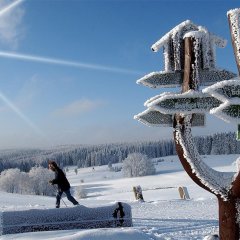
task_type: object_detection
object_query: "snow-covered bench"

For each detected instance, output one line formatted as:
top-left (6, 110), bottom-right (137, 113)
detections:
top-left (0, 202), bottom-right (132, 235)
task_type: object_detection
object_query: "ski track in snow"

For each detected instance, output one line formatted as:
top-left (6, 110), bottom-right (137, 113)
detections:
top-left (132, 199), bottom-right (218, 239)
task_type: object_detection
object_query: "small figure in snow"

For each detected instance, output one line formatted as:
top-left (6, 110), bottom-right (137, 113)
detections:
top-left (48, 160), bottom-right (79, 208)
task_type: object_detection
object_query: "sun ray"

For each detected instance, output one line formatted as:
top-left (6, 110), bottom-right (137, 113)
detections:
top-left (0, 0), bottom-right (25, 16)
top-left (0, 91), bottom-right (44, 137)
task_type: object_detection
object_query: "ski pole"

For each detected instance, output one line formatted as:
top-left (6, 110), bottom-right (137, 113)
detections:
top-left (52, 185), bottom-right (68, 207)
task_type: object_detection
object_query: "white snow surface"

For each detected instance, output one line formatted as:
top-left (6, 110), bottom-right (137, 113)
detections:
top-left (0, 154), bottom-right (239, 240)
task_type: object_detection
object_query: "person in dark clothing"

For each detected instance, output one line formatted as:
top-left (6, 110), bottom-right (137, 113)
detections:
top-left (48, 160), bottom-right (79, 208)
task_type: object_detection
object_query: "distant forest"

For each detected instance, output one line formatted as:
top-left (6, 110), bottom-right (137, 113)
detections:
top-left (0, 132), bottom-right (240, 173)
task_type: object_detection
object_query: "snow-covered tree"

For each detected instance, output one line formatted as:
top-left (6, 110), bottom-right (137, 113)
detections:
top-left (0, 168), bottom-right (22, 193)
top-left (122, 153), bottom-right (156, 177)
top-left (17, 171), bottom-right (31, 194)
top-left (28, 166), bottom-right (54, 196)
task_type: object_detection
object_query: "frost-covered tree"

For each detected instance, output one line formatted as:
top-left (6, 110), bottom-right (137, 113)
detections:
top-left (0, 168), bottom-right (32, 194)
top-left (0, 168), bottom-right (22, 193)
top-left (18, 172), bottom-right (31, 194)
top-left (28, 166), bottom-right (54, 196)
top-left (122, 153), bottom-right (156, 177)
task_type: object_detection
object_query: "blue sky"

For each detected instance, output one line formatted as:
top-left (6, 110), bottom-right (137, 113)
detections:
top-left (0, 0), bottom-right (239, 149)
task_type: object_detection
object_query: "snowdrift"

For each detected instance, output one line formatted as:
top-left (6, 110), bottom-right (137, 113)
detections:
top-left (0, 202), bottom-right (132, 235)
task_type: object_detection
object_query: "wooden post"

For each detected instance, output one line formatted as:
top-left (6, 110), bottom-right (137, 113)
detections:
top-left (178, 186), bottom-right (190, 200)
top-left (182, 37), bottom-right (195, 93)
top-left (133, 185), bottom-right (144, 201)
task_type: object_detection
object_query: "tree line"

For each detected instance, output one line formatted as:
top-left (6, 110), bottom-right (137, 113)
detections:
top-left (0, 132), bottom-right (240, 172)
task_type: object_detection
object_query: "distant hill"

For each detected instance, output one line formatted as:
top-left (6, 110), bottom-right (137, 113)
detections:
top-left (0, 132), bottom-right (239, 172)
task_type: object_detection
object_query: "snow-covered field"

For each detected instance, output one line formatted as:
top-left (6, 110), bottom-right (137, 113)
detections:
top-left (0, 154), bottom-right (238, 240)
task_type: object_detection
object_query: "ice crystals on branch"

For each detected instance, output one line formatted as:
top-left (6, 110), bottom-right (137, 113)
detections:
top-left (175, 116), bottom-right (235, 200)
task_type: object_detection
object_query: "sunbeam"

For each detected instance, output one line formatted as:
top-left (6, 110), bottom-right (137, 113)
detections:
top-left (0, 51), bottom-right (142, 75)
top-left (0, 91), bottom-right (44, 137)
top-left (0, 0), bottom-right (25, 16)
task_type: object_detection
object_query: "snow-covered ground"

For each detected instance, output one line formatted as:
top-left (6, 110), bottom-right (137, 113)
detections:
top-left (0, 154), bottom-right (238, 240)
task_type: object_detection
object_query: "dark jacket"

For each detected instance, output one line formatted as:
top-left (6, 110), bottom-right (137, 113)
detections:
top-left (51, 167), bottom-right (70, 191)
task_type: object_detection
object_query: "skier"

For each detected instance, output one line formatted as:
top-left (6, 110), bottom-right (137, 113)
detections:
top-left (48, 160), bottom-right (79, 208)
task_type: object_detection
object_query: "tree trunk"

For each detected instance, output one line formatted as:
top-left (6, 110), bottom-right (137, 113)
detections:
top-left (218, 197), bottom-right (240, 239)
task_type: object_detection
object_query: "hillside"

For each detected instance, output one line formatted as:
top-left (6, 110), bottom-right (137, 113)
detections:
top-left (0, 154), bottom-right (238, 239)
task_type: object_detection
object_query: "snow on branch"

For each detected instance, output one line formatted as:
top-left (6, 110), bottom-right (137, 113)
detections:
top-left (175, 116), bottom-right (235, 200)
